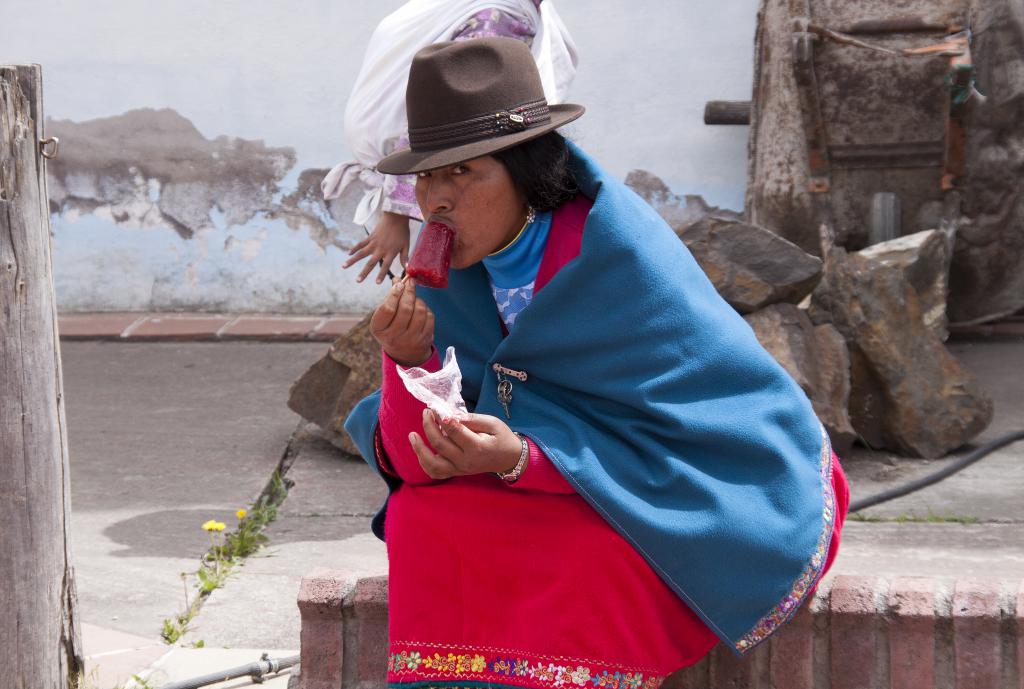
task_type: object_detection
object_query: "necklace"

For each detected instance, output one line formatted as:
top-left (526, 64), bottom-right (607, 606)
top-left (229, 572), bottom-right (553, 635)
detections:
top-left (488, 207), bottom-right (536, 257)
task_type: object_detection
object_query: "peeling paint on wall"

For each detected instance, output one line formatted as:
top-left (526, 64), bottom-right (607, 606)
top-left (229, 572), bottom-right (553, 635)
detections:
top-left (47, 108), bottom-right (296, 238)
top-left (45, 107), bottom-right (377, 256)
top-left (267, 167), bottom-right (353, 255)
top-left (224, 228), bottom-right (269, 262)
top-left (4, 0), bottom-right (759, 313)
top-left (43, 107), bottom-right (395, 313)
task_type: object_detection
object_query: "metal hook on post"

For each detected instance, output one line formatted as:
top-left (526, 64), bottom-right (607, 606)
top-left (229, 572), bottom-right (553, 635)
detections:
top-left (39, 136), bottom-right (59, 159)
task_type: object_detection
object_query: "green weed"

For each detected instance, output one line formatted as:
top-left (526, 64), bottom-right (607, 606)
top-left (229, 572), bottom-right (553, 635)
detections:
top-left (159, 469), bottom-right (293, 644)
top-left (160, 612), bottom-right (192, 645)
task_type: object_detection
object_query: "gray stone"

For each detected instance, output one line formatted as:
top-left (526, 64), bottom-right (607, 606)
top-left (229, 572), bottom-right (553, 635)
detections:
top-left (626, 169), bottom-right (823, 313)
top-left (810, 249), bottom-right (993, 458)
top-left (624, 169), bottom-right (741, 230)
top-left (812, 322), bottom-right (857, 455)
top-left (844, 338), bottom-right (1024, 519)
top-left (287, 313), bottom-right (379, 456)
top-left (847, 346), bottom-right (886, 451)
top-left (679, 216), bottom-right (823, 314)
top-left (744, 304), bottom-right (855, 454)
top-left (857, 227), bottom-right (956, 340)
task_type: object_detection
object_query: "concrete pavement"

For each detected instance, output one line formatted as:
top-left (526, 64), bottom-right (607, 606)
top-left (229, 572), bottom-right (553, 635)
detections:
top-left (63, 341), bottom-right (327, 687)
top-left (60, 334), bottom-right (1023, 688)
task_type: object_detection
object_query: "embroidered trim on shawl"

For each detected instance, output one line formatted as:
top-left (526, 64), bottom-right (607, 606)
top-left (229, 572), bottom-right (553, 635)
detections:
top-left (733, 424), bottom-right (836, 653)
top-left (388, 642), bottom-right (666, 689)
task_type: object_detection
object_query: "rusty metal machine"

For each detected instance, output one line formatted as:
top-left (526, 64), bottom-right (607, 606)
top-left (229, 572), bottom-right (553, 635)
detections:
top-left (708, 0), bottom-right (1024, 325)
top-left (709, 0), bottom-right (981, 253)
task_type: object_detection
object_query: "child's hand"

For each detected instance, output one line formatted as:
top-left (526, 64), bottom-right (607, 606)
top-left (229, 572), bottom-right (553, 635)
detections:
top-left (344, 211), bottom-right (412, 284)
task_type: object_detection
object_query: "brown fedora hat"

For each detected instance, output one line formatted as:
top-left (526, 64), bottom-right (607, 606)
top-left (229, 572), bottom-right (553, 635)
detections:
top-left (376, 37), bottom-right (584, 175)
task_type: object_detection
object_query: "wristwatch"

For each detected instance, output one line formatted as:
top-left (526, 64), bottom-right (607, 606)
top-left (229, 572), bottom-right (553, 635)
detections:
top-left (494, 432), bottom-right (530, 484)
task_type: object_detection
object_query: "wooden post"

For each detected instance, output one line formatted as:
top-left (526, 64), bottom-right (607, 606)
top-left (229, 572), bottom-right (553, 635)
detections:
top-left (1, 64), bottom-right (83, 689)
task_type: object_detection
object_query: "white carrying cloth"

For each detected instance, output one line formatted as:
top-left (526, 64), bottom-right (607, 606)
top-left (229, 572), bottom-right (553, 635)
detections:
top-left (321, 0), bottom-right (578, 226)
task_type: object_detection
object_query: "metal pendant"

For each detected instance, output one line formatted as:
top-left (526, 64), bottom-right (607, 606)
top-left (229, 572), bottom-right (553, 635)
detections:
top-left (496, 378), bottom-right (513, 419)
top-left (492, 363), bottom-right (528, 419)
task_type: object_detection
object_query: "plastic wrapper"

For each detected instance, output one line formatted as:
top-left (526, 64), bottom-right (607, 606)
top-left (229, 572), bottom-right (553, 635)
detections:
top-left (396, 346), bottom-right (468, 422)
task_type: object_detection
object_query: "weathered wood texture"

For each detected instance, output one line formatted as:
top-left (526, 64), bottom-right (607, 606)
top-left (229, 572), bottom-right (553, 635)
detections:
top-left (1, 64), bottom-right (83, 688)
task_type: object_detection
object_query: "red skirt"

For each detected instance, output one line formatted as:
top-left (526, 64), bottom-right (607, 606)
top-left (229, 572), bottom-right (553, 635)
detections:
top-left (383, 453), bottom-right (849, 689)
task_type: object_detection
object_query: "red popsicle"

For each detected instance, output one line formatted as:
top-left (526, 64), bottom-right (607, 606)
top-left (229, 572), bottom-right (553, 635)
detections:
top-left (407, 220), bottom-right (455, 288)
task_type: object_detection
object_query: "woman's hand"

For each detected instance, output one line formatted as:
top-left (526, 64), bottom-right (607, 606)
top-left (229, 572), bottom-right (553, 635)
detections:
top-left (410, 411), bottom-right (523, 480)
top-left (370, 276), bottom-right (434, 367)
top-left (344, 211), bottom-right (411, 284)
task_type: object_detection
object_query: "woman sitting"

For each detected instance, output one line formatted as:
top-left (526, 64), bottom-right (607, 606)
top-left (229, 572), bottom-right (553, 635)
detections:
top-left (346, 36), bottom-right (849, 688)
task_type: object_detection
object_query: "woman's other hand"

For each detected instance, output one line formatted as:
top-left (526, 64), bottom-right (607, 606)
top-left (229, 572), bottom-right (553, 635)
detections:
top-left (410, 411), bottom-right (523, 479)
top-left (344, 211), bottom-right (411, 284)
top-left (370, 276), bottom-right (434, 367)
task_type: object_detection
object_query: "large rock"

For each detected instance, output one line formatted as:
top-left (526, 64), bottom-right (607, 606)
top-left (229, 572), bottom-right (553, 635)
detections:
top-left (744, 304), bottom-right (855, 454)
top-left (810, 249), bottom-right (993, 458)
top-left (288, 313), bottom-right (380, 455)
top-left (678, 216), bottom-right (823, 313)
top-left (947, 0), bottom-right (1024, 324)
top-left (857, 227), bottom-right (956, 340)
top-left (812, 322), bottom-right (858, 455)
top-left (626, 169), bottom-right (823, 314)
top-left (846, 347), bottom-right (886, 451)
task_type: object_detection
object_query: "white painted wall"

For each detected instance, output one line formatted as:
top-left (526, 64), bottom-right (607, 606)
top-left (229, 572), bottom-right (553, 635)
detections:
top-left (1, 0), bottom-right (757, 313)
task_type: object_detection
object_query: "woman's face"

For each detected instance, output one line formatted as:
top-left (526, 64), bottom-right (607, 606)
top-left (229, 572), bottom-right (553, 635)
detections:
top-left (415, 155), bottom-right (527, 269)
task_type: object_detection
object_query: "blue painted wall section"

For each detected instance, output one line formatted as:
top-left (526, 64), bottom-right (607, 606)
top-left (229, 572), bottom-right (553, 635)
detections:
top-left (2, 0), bottom-right (758, 312)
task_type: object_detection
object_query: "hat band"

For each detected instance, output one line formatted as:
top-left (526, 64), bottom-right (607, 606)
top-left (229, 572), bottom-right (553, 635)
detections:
top-left (408, 98), bottom-right (551, 152)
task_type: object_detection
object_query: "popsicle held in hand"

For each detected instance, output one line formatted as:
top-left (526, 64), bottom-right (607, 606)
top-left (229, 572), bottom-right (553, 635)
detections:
top-left (407, 220), bottom-right (456, 288)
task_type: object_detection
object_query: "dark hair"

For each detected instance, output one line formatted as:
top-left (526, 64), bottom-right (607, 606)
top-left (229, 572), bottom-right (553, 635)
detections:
top-left (493, 131), bottom-right (578, 212)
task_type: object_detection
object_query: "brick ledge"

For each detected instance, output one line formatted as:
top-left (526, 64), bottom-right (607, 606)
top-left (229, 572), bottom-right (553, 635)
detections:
top-left (295, 571), bottom-right (1024, 689)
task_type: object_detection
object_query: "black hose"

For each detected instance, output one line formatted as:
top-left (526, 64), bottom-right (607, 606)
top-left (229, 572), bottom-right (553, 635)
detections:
top-left (155, 652), bottom-right (299, 689)
top-left (849, 429), bottom-right (1024, 512)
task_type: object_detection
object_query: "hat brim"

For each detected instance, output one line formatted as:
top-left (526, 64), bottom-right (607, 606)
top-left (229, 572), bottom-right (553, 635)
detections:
top-left (376, 103), bottom-right (585, 175)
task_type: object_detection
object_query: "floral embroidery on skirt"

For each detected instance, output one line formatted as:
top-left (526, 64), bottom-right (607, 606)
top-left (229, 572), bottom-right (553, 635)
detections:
top-left (388, 642), bottom-right (666, 689)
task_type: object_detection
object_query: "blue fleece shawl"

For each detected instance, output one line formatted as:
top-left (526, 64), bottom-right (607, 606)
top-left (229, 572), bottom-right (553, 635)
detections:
top-left (346, 143), bottom-right (836, 654)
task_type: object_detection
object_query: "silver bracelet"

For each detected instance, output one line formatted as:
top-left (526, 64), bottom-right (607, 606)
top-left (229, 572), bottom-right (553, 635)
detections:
top-left (495, 432), bottom-right (529, 484)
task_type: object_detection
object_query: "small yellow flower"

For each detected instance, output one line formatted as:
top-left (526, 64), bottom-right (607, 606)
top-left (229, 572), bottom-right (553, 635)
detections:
top-left (212, 521), bottom-right (226, 532)
top-left (236, 508), bottom-right (248, 520)
top-left (202, 519), bottom-right (217, 532)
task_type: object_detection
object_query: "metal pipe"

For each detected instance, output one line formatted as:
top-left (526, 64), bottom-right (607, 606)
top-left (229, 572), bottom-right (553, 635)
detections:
top-left (155, 652), bottom-right (299, 689)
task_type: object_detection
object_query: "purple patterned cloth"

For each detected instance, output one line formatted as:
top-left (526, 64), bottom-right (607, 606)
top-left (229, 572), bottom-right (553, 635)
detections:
top-left (381, 2), bottom-right (543, 220)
